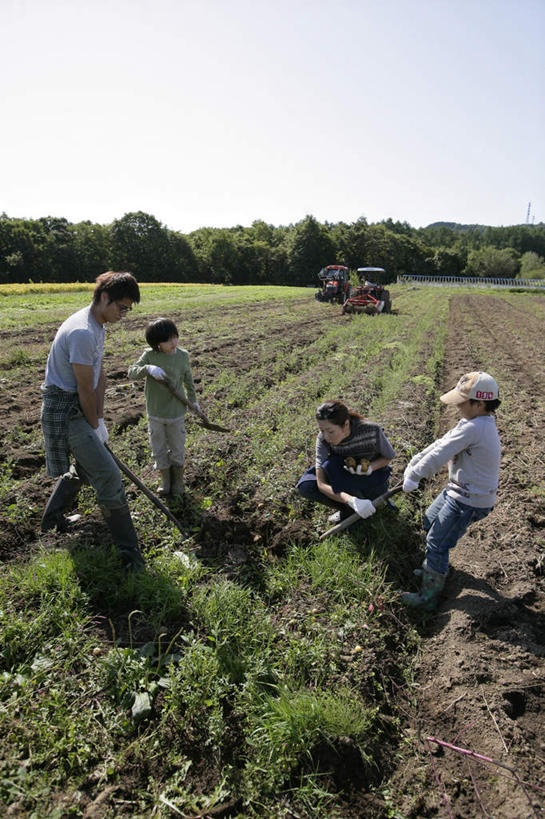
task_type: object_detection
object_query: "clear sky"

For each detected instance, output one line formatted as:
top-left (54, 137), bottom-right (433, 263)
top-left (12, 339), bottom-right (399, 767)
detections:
top-left (2, 0), bottom-right (544, 233)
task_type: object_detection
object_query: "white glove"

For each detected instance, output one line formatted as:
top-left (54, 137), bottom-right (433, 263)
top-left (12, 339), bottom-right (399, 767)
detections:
top-left (193, 402), bottom-right (201, 412)
top-left (94, 418), bottom-right (109, 444)
top-left (347, 497), bottom-right (376, 519)
top-left (403, 476), bottom-right (420, 492)
top-left (344, 463), bottom-right (373, 476)
top-left (147, 365), bottom-right (166, 380)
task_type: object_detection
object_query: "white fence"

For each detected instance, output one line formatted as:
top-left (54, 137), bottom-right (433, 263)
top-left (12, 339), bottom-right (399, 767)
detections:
top-left (397, 274), bottom-right (545, 289)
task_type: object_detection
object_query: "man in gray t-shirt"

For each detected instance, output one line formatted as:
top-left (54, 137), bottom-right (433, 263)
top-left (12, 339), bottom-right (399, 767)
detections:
top-left (44, 305), bottom-right (105, 393)
top-left (40, 271), bottom-right (144, 571)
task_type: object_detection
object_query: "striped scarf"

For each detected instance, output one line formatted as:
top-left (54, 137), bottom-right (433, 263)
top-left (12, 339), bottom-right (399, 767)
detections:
top-left (322, 418), bottom-right (382, 461)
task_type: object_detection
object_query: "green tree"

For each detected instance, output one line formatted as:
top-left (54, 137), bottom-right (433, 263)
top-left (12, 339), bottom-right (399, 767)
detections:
top-left (1, 217), bottom-right (47, 282)
top-left (432, 248), bottom-right (466, 277)
top-left (330, 218), bottom-right (368, 269)
top-left (72, 221), bottom-right (111, 280)
top-left (519, 251), bottom-right (545, 279)
top-left (167, 230), bottom-right (198, 282)
top-left (464, 246), bottom-right (518, 278)
top-left (110, 211), bottom-right (171, 280)
top-left (286, 215), bottom-right (335, 286)
top-left (189, 227), bottom-right (239, 283)
top-left (37, 217), bottom-right (76, 282)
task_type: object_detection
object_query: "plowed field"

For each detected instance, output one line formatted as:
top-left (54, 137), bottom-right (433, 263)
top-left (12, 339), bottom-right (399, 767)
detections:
top-left (1, 284), bottom-right (543, 818)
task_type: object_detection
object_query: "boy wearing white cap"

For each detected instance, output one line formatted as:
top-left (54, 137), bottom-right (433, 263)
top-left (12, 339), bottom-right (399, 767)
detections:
top-left (401, 371), bottom-right (501, 611)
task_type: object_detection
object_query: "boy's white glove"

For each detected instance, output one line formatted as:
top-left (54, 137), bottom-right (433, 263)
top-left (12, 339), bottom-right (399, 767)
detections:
top-left (147, 365), bottom-right (166, 380)
top-left (94, 418), bottom-right (109, 443)
top-left (347, 497), bottom-right (376, 519)
top-left (344, 463), bottom-right (373, 476)
top-left (403, 476), bottom-right (420, 492)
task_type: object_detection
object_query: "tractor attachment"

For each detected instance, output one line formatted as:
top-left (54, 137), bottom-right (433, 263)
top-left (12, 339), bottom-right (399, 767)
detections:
top-left (342, 267), bottom-right (392, 315)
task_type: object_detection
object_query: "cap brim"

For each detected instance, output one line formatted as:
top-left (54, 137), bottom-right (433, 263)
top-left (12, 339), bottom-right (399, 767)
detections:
top-left (440, 388), bottom-right (465, 405)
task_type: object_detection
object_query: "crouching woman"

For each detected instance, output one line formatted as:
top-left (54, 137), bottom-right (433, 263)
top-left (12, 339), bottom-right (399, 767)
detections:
top-left (296, 400), bottom-right (395, 523)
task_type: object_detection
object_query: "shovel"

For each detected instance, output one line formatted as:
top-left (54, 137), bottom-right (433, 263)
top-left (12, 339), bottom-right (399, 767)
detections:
top-left (105, 443), bottom-right (186, 536)
top-left (319, 482), bottom-right (404, 540)
top-left (160, 376), bottom-right (230, 433)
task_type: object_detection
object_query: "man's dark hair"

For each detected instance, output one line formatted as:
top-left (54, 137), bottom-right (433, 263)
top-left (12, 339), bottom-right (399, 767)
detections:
top-left (92, 271), bottom-right (140, 305)
top-left (145, 318), bottom-right (179, 350)
top-left (469, 397), bottom-right (501, 412)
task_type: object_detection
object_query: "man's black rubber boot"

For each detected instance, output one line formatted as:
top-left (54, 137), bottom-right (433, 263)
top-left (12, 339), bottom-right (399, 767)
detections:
top-left (100, 504), bottom-right (145, 572)
top-left (41, 468), bottom-right (82, 533)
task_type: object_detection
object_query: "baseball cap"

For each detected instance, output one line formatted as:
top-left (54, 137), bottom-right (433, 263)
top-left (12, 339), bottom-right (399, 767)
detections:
top-left (440, 371), bottom-right (499, 405)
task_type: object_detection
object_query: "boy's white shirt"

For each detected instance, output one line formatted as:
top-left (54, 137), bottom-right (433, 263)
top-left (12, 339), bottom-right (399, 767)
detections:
top-left (406, 415), bottom-right (501, 508)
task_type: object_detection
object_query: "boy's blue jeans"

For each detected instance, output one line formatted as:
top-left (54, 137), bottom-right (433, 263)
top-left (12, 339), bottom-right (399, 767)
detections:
top-left (424, 489), bottom-right (492, 575)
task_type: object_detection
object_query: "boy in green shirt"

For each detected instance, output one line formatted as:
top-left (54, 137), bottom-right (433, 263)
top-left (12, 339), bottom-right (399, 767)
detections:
top-left (128, 318), bottom-right (198, 497)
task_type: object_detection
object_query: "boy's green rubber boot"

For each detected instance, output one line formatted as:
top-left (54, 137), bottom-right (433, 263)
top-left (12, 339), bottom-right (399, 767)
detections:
top-left (170, 466), bottom-right (185, 498)
top-left (401, 565), bottom-right (446, 612)
top-left (157, 469), bottom-right (171, 496)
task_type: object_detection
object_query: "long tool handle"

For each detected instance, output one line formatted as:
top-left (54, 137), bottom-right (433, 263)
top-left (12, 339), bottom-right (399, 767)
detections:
top-left (105, 444), bottom-right (185, 536)
top-left (161, 377), bottom-right (230, 433)
top-left (319, 482), bottom-right (404, 541)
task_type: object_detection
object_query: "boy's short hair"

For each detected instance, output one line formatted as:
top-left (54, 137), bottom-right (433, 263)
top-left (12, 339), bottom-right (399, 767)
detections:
top-left (469, 397), bottom-right (501, 412)
top-left (145, 318), bottom-right (179, 349)
top-left (93, 271), bottom-right (140, 305)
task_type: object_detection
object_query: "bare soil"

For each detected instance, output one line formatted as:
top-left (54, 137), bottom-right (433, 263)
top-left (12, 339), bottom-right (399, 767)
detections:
top-left (1, 293), bottom-right (544, 817)
top-left (389, 294), bottom-right (545, 818)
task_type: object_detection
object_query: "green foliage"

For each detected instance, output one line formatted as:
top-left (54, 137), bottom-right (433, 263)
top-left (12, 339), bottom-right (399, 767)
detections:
top-left (287, 215), bottom-right (336, 285)
top-left (464, 245), bottom-right (519, 278)
top-left (242, 686), bottom-right (378, 799)
top-left (2, 208), bottom-right (545, 287)
top-left (519, 250), bottom-right (545, 279)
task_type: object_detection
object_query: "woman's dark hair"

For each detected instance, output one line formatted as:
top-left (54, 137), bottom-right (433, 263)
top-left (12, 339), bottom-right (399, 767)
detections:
top-left (92, 271), bottom-right (140, 304)
top-left (315, 400), bottom-right (363, 426)
top-left (469, 397), bottom-right (501, 412)
top-left (145, 318), bottom-right (179, 350)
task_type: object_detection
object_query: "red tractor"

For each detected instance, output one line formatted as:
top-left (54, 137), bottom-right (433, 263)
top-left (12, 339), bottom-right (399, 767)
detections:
top-left (315, 265), bottom-right (351, 304)
top-left (342, 267), bottom-right (392, 315)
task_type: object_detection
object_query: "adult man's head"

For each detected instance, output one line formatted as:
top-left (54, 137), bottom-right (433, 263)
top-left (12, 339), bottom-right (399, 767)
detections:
top-left (92, 271), bottom-right (140, 324)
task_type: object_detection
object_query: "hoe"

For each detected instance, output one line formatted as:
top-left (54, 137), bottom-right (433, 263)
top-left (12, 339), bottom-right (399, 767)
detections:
top-left (103, 379), bottom-right (229, 536)
top-left (319, 482), bottom-right (403, 540)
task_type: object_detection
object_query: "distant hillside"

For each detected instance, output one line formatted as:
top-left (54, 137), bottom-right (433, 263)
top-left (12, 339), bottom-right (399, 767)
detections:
top-left (425, 222), bottom-right (487, 232)
top-left (425, 221), bottom-right (543, 231)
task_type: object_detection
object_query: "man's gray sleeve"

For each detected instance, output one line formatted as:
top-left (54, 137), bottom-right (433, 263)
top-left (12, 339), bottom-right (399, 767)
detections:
top-left (68, 329), bottom-right (97, 367)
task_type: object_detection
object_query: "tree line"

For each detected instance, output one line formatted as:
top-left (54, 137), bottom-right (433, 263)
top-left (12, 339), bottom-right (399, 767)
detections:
top-left (1, 211), bottom-right (544, 286)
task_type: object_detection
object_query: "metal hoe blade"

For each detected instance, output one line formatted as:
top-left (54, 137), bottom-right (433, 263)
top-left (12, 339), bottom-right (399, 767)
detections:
top-left (161, 376), bottom-right (230, 432)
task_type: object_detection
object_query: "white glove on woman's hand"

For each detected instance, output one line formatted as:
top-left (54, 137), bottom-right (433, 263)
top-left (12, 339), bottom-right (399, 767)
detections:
top-left (94, 418), bottom-right (109, 443)
top-left (403, 476), bottom-right (420, 492)
top-left (347, 497), bottom-right (376, 518)
top-left (147, 365), bottom-right (166, 380)
top-left (344, 463), bottom-right (373, 476)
